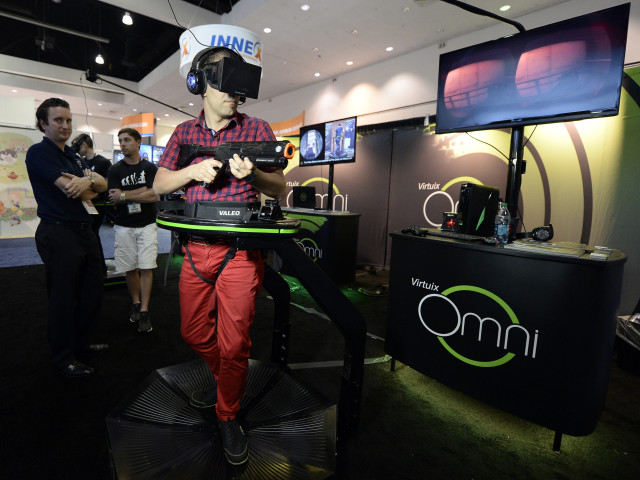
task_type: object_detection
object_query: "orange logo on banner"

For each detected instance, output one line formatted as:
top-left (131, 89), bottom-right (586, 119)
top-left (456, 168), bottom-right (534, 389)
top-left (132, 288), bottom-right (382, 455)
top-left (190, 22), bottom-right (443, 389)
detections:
top-left (121, 113), bottom-right (154, 136)
top-left (270, 111), bottom-right (305, 137)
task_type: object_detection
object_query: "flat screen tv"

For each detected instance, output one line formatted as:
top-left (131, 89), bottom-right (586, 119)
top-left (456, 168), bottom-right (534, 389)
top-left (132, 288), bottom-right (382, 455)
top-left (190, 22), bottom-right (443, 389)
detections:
top-left (299, 116), bottom-right (357, 166)
top-left (152, 145), bottom-right (165, 163)
top-left (435, 3), bottom-right (630, 134)
top-left (139, 144), bottom-right (152, 162)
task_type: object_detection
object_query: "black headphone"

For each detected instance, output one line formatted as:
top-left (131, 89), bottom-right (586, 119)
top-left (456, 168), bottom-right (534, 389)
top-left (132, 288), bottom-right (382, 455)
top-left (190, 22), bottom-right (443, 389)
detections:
top-left (186, 46), bottom-right (244, 96)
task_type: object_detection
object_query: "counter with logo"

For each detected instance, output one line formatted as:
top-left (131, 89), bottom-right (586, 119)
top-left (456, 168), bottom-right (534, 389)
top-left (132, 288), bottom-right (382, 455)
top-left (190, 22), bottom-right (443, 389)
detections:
top-left (281, 208), bottom-right (360, 285)
top-left (385, 231), bottom-right (626, 441)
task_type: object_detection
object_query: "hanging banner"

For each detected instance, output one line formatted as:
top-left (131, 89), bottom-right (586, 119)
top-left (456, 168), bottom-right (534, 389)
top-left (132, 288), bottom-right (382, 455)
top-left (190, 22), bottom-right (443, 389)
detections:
top-left (121, 113), bottom-right (154, 136)
top-left (179, 25), bottom-right (262, 78)
top-left (271, 111), bottom-right (305, 137)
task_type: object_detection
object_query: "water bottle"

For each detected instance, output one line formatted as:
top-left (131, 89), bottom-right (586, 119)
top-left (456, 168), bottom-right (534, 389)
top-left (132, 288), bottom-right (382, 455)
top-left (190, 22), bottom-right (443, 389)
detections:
top-left (494, 202), bottom-right (511, 244)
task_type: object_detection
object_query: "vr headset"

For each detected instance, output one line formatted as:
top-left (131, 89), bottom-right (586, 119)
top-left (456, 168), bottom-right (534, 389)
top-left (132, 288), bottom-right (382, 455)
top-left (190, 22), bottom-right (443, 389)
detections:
top-left (71, 133), bottom-right (90, 154)
top-left (186, 47), bottom-right (261, 100)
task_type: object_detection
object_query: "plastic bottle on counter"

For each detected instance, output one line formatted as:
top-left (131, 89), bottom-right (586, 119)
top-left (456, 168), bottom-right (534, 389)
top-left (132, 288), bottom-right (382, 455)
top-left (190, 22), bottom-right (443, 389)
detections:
top-left (494, 202), bottom-right (511, 244)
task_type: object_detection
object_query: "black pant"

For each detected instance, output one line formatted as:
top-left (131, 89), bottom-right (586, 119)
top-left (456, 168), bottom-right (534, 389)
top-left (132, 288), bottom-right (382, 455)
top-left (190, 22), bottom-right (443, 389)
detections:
top-left (90, 206), bottom-right (107, 274)
top-left (35, 221), bottom-right (104, 368)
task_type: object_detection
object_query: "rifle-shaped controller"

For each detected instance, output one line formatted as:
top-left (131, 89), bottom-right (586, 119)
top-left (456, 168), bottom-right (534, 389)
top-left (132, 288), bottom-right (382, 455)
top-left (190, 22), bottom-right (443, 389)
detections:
top-left (178, 141), bottom-right (295, 174)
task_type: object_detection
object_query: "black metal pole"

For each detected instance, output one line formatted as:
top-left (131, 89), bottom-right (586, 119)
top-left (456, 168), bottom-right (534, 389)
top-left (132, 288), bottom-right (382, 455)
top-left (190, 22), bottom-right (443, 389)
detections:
top-left (505, 126), bottom-right (524, 218)
top-left (327, 164), bottom-right (335, 211)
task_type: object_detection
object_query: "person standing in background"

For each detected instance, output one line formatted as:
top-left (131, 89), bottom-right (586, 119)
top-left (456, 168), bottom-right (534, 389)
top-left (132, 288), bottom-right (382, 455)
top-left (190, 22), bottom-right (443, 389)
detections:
top-left (107, 128), bottom-right (159, 334)
top-left (25, 97), bottom-right (109, 378)
top-left (72, 133), bottom-right (112, 275)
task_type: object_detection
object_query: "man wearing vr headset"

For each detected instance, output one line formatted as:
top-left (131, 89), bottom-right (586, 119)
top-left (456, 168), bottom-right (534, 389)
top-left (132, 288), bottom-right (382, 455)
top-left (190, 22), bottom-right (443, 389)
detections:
top-left (153, 46), bottom-right (285, 465)
top-left (71, 134), bottom-right (112, 275)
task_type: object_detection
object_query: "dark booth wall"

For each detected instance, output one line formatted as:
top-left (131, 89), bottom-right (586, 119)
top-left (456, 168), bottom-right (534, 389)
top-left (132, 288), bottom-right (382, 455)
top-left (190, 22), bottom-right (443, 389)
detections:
top-left (281, 65), bottom-right (640, 314)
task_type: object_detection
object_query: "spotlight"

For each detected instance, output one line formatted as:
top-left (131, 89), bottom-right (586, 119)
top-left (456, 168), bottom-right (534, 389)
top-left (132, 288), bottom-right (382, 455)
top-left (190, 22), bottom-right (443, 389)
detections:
top-left (95, 54), bottom-right (104, 64)
top-left (122, 12), bottom-right (133, 25)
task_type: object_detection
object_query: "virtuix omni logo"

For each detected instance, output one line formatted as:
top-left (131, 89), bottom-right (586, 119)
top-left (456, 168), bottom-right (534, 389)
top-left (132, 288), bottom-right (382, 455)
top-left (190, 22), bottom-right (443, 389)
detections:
top-left (417, 284), bottom-right (540, 367)
top-left (296, 237), bottom-right (322, 261)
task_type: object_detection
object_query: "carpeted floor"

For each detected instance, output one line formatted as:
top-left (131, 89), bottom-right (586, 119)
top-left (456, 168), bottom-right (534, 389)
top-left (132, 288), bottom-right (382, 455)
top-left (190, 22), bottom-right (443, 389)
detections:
top-left (1, 254), bottom-right (639, 480)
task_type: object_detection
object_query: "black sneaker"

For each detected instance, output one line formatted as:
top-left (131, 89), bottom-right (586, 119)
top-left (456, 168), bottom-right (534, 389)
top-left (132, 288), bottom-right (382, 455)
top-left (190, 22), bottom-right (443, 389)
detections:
top-left (130, 303), bottom-right (141, 323)
top-left (189, 388), bottom-right (217, 408)
top-left (218, 417), bottom-right (249, 465)
top-left (138, 311), bottom-right (153, 333)
top-left (57, 360), bottom-right (94, 378)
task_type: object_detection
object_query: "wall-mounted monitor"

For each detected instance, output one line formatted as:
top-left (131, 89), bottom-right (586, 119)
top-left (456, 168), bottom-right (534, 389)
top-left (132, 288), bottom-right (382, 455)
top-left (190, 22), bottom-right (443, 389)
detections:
top-left (152, 146), bottom-right (165, 163)
top-left (435, 3), bottom-right (630, 134)
top-left (139, 144), bottom-right (152, 162)
top-left (299, 116), bottom-right (357, 166)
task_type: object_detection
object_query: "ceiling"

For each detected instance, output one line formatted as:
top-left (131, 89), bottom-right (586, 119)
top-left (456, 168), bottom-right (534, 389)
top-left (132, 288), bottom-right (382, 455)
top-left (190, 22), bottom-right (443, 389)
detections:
top-left (0, 0), bottom-right (572, 128)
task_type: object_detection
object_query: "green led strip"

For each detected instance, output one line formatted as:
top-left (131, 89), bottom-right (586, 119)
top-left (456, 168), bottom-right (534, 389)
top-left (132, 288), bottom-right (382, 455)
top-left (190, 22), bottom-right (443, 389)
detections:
top-left (157, 218), bottom-right (299, 235)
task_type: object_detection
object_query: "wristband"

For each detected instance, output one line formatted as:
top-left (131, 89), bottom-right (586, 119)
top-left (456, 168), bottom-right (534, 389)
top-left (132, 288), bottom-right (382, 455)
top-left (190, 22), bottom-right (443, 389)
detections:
top-left (244, 171), bottom-right (257, 184)
top-left (120, 192), bottom-right (126, 202)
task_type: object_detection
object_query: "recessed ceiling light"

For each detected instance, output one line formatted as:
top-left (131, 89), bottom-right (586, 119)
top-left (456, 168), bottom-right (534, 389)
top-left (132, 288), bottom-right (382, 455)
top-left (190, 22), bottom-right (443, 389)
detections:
top-left (301, 5), bottom-right (310, 11)
top-left (352, 29), bottom-right (359, 35)
top-left (402, 7), bottom-right (410, 13)
top-left (122, 12), bottom-right (133, 25)
top-left (97, 103), bottom-right (102, 106)
top-left (314, 72), bottom-right (320, 77)
top-left (133, 108), bottom-right (137, 112)
top-left (88, 113), bottom-right (92, 116)
top-left (499, 5), bottom-right (511, 12)
top-left (263, 27), bottom-right (272, 33)
top-left (386, 46), bottom-right (394, 52)
top-left (11, 89), bottom-right (18, 93)
top-left (164, 114), bottom-right (170, 117)
top-left (95, 54), bottom-right (104, 64)
top-left (188, 102), bottom-right (194, 106)
top-left (346, 61), bottom-right (353, 66)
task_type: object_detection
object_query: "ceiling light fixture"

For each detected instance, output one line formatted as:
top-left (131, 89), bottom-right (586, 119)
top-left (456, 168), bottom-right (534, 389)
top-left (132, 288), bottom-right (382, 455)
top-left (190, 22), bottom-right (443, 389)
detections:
top-left (314, 72), bottom-right (320, 77)
top-left (122, 12), bottom-right (133, 25)
top-left (95, 54), bottom-right (104, 64)
top-left (346, 61), bottom-right (353, 66)
top-left (263, 27), bottom-right (272, 33)
top-left (386, 46), bottom-right (394, 52)
top-left (500, 5), bottom-right (511, 12)
top-left (301, 5), bottom-right (310, 11)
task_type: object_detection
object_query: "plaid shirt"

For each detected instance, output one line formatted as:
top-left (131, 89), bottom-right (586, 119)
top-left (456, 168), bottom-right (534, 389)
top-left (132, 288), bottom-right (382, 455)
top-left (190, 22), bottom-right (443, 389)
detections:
top-left (158, 110), bottom-right (276, 203)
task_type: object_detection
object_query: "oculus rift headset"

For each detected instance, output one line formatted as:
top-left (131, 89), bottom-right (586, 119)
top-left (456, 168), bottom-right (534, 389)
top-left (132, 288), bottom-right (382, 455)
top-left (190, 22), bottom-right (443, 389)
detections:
top-left (71, 133), bottom-right (91, 153)
top-left (186, 46), bottom-right (262, 100)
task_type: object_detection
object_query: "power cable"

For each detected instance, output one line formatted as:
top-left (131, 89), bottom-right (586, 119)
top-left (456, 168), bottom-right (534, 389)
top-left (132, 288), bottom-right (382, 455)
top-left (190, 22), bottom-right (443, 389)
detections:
top-left (83, 70), bottom-right (195, 118)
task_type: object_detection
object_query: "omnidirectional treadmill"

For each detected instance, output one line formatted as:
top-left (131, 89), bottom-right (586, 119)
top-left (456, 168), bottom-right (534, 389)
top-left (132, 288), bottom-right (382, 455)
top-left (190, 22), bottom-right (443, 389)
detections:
top-left (106, 200), bottom-right (366, 479)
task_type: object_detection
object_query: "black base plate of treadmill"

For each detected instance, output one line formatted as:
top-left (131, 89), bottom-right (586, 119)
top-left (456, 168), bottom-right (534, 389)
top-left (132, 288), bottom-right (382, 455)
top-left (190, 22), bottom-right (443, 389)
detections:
top-left (106, 359), bottom-right (336, 479)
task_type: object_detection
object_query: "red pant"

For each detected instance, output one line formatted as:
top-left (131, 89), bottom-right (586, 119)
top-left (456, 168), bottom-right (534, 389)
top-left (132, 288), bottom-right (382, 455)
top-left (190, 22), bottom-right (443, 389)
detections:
top-left (179, 242), bottom-right (264, 420)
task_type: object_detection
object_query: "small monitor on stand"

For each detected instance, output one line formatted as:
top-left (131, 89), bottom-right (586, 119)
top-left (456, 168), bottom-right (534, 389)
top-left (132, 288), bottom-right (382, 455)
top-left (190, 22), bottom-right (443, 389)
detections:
top-left (299, 116), bottom-right (357, 211)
